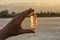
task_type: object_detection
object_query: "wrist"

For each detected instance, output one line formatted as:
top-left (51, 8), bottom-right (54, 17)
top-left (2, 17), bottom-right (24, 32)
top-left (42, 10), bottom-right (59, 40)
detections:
top-left (0, 28), bottom-right (9, 40)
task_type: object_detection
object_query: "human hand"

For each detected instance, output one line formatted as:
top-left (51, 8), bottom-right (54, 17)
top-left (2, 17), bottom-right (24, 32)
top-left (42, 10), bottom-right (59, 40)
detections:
top-left (0, 8), bottom-right (35, 39)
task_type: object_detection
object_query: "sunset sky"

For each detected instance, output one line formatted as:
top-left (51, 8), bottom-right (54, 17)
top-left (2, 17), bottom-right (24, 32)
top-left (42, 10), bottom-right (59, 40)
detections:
top-left (0, 0), bottom-right (60, 12)
top-left (0, 0), bottom-right (60, 5)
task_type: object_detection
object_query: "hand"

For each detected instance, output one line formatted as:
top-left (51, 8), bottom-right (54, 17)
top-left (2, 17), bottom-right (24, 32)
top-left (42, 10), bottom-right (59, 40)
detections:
top-left (0, 8), bottom-right (35, 39)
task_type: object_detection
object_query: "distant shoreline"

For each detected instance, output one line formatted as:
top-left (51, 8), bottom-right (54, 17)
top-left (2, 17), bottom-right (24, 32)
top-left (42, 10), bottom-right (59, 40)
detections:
top-left (1, 17), bottom-right (60, 18)
top-left (1, 10), bottom-right (60, 18)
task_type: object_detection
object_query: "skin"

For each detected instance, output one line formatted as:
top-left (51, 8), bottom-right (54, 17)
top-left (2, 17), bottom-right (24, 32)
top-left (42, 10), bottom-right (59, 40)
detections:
top-left (0, 8), bottom-right (35, 40)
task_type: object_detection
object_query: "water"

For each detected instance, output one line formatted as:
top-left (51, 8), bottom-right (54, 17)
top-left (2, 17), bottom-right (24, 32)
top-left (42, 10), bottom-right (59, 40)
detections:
top-left (0, 17), bottom-right (60, 40)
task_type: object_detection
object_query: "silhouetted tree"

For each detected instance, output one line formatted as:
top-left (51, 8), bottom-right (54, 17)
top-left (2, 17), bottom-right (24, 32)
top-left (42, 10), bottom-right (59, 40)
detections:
top-left (11, 12), bottom-right (16, 17)
top-left (0, 10), bottom-right (8, 17)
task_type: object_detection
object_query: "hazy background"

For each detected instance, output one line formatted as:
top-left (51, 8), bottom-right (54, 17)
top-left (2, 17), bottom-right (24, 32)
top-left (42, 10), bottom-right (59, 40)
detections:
top-left (0, 0), bottom-right (60, 40)
top-left (0, 0), bottom-right (60, 13)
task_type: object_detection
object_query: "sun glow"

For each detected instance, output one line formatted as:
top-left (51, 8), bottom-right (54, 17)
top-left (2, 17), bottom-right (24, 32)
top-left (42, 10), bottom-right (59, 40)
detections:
top-left (35, 3), bottom-right (40, 6)
top-left (0, 0), bottom-right (60, 5)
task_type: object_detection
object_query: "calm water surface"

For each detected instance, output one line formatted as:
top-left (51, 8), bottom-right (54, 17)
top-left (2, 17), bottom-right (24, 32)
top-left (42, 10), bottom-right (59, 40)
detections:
top-left (0, 17), bottom-right (60, 40)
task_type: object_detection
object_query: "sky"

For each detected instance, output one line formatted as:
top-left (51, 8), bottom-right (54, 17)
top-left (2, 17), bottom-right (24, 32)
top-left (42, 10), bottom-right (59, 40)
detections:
top-left (0, 0), bottom-right (60, 5)
top-left (0, 0), bottom-right (60, 12)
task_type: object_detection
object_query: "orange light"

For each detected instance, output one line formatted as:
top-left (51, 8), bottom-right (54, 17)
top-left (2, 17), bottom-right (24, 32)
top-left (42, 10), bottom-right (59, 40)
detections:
top-left (30, 13), bottom-right (37, 30)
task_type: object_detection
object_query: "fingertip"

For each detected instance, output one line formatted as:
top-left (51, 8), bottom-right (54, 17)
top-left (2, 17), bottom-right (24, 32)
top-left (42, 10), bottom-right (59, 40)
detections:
top-left (31, 30), bottom-right (35, 33)
top-left (29, 8), bottom-right (32, 10)
top-left (28, 8), bottom-right (32, 11)
top-left (28, 8), bottom-right (34, 13)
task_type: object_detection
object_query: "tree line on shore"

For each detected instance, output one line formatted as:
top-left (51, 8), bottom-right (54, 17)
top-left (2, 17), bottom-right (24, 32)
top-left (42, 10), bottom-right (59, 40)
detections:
top-left (0, 10), bottom-right (60, 18)
top-left (0, 10), bottom-right (17, 18)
